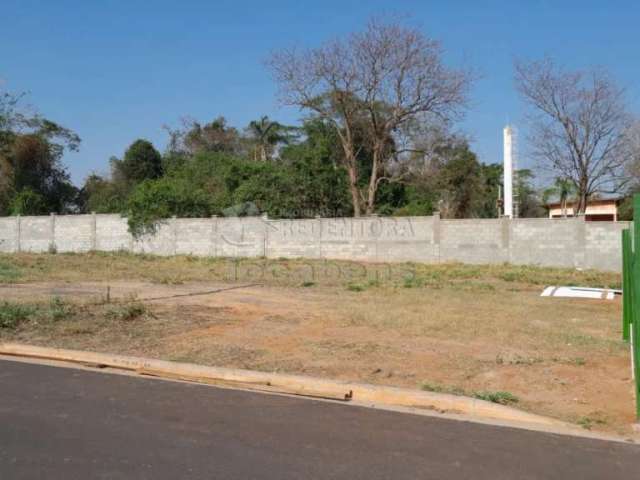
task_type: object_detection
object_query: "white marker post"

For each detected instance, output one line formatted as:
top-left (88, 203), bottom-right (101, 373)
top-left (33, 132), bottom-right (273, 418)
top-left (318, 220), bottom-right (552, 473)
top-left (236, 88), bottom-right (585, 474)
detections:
top-left (503, 126), bottom-right (513, 218)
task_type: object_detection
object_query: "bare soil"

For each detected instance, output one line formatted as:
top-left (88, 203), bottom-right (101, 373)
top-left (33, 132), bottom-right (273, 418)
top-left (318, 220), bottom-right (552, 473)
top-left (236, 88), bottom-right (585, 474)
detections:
top-left (0, 253), bottom-right (633, 435)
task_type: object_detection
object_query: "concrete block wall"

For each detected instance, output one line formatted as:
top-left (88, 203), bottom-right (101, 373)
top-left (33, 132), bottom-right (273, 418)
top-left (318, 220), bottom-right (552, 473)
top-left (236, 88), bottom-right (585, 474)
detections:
top-left (95, 214), bottom-right (130, 252)
top-left (439, 219), bottom-right (507, 264)
top-left (19, 216), bottom-right (52, 253)
top-left (0, 213), bottom-right (628, 272)
top-left (55, 214), bottom-right (94, 252)
top-left (0, 217), bottom-right (18, 253)
top-left (585, 221), bottom-right (630, 272)
top-left (176, 218), bottom-right (212, 257)
top-left (511, 218), bottom-right (584, 268)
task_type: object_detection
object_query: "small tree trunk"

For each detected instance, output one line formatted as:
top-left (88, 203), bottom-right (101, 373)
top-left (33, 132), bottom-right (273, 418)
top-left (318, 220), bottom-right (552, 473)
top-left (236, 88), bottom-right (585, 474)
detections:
top-left (347, 161), bottom-right (361, 217)
top-left (576, 190), bottom-right (588, 214)
top-left (365, 145), bottom-right (382, 216)
top-left (339, 132), bottom-right (361, 217)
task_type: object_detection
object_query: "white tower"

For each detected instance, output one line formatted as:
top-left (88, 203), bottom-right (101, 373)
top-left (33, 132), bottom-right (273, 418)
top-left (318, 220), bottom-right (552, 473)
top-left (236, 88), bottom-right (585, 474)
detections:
top-left (503, 125), bottom-right (514, 218)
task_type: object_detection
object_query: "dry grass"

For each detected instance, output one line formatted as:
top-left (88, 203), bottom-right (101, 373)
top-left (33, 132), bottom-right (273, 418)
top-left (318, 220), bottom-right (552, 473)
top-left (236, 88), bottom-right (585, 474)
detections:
top-left (0, 251), bottom-right (621, 290)
top-left (0, 252), bottom-right (633, 435)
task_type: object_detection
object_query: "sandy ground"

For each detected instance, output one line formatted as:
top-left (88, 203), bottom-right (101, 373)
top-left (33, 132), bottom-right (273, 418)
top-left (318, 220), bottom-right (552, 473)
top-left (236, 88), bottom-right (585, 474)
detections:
top-left (0, 279), bottom-right (633, 435)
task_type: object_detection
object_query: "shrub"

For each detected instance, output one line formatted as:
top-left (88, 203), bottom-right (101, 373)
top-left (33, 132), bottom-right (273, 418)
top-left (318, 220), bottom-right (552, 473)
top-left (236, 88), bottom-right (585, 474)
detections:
top-left (126, 177), bottom-right (212, 237)
top-left (9, 188), bottom-right (47, 215)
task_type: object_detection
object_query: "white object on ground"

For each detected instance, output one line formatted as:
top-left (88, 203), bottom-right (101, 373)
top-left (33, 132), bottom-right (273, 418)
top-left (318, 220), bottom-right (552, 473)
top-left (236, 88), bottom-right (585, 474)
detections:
top-left (540, 286), bottom-right (620, 300)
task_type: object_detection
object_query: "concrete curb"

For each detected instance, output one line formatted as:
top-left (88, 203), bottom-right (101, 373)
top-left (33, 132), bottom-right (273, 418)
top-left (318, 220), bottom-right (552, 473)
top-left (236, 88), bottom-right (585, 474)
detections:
top-left (0, 343), bottom-right (567, 429)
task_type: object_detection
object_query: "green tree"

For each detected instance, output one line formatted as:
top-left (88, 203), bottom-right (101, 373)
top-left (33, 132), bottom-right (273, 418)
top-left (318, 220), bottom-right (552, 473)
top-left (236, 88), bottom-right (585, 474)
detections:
top-left (77, 174), bottom-right (129, 213)
top-left (246, 116), bottom-right (293, 161)
top-left (125, 176), bottom-right (212, 237)
top-left (436, 142), bottom-right (483, 218)
top-left (478, 163), bottom-right (503, 218)
top-left (542, 177), bottom-right (576, 217)
top-left (115, 139), bottom-right (163, 184)
top-left (9, 188), bottom-right (47, 215)
top-left (515, 169), bottom-right (544, 218)
top-left (0, 91), bottom-right (80, 214)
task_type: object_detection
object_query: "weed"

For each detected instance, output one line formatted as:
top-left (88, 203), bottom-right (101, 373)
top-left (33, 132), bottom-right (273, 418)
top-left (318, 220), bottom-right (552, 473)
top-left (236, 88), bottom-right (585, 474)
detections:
top-left (0, 302), bottom-right (37, 329)
top-left (154, 275), bottom-right (185, 285)
top-left (0, 260), bottom-right (21, 283)
top-left (402, 276), bottom-right (424, 288)
top-left (566, 357), bottom-right (587, 366)
top-left (496, 354), bottom-right (544, 366)
top-left (457, 280), bottom-right (496, 291)
top-left (499, 272), bottom-right (520, 282)
top-left (301, 281), bottom-right (315, 288)
top-left (473, 391), bottom-right (519, 405)
top-left (420, 382), bottom-right (466, 396)
top-left (46, 296), bottom-right (74, 322)
top-left (577, 414), bottom-right (607, 430)
top-left (47, 243), bottom-right (58, 255)
top-left (346, 283), bottom-right (366, 292)
top-left (104, 301), bottom-right (149, 322)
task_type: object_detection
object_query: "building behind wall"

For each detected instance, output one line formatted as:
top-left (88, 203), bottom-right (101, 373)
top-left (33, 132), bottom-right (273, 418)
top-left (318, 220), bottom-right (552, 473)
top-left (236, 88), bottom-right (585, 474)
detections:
top-left (547, 198), bottom-right (622, 221)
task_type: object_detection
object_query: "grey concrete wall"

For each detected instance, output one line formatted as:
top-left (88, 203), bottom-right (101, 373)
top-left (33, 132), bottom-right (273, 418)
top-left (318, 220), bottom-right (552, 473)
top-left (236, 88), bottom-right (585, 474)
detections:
top-left (0, 213), bottom-right (628, 272)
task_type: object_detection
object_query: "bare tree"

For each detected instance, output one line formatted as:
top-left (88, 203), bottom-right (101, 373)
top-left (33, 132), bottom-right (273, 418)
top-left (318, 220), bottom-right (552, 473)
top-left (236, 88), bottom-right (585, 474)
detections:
top-left (267, 18), bottom-right (471, 216)
top-left (163, 116), bottom-right (240, 157)
top-left (515, 57), bottom-right (632, 213)
top-left (625, 121), bottom-right (640, 181)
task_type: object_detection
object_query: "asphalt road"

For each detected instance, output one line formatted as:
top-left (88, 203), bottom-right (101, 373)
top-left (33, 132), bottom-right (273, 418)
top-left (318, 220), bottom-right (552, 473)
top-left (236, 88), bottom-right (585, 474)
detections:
top-left (0, 359), bottom-right (638, 479)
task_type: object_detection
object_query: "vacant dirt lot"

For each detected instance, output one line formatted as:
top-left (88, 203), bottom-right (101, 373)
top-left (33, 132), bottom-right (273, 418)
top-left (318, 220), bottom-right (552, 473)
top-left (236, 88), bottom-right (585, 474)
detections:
top-left (0, 252), bottom-right (633, 435)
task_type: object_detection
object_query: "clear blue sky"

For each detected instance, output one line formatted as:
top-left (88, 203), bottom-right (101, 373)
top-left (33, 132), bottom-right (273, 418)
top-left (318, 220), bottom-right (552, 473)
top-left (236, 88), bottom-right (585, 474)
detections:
top-left (1, 0), bottom-right (638, 185)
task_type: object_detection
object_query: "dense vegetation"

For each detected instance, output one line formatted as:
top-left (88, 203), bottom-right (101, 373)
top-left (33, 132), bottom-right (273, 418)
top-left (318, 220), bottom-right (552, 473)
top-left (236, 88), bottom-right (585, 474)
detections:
top-left (0, 92), bottom-right (544, 235)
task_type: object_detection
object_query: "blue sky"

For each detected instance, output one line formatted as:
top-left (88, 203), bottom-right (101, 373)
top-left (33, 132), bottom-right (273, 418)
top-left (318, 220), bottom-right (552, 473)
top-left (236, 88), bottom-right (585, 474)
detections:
top-left (1, 0), bottom-right (639, 185)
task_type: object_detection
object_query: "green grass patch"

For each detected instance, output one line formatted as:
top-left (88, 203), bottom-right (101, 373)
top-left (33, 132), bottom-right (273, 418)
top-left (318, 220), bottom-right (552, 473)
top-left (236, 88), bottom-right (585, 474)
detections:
top-left (402, 276), bottom-right (424, 288)
top-left (0, 296), bottom-right (76, 330)
top-left (104, 301), bottom-right (150, 321)
top-left (421, 382), bottom-right (519, 406)
top-left (346, 282), bottom-right (366, 292)
top-left (0, 259), bottom-right (22, 283)
top-left (420, 382), bottom-right (465, 396)
top-left (0, 302), bottom-right (37, 329)
top-left (46, 296), bottom-right (74, 322)
top-left (473, 390), bottom-right (519, 405)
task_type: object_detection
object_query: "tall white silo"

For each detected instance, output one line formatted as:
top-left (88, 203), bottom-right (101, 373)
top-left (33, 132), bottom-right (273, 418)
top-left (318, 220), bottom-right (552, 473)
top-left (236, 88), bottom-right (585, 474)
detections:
top-left (503, 125), bottom-right (514, 218)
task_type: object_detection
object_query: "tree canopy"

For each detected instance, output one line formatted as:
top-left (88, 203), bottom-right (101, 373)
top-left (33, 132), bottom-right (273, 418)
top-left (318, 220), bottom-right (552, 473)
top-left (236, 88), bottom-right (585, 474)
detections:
top-left (0, 91), bottom-right (80, 215)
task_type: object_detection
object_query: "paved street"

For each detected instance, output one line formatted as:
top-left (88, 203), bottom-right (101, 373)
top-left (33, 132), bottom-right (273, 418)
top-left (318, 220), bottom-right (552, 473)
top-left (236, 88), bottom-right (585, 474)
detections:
top-left (0, 359), bottom-right (638, 479)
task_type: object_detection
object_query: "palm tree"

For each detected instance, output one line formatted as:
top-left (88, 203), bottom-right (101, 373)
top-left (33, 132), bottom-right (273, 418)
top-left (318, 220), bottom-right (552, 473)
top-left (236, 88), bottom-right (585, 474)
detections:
top-left (246, 116), bottom-right (290, 161)
top-left (543, 177), bottom-right (576, 218)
